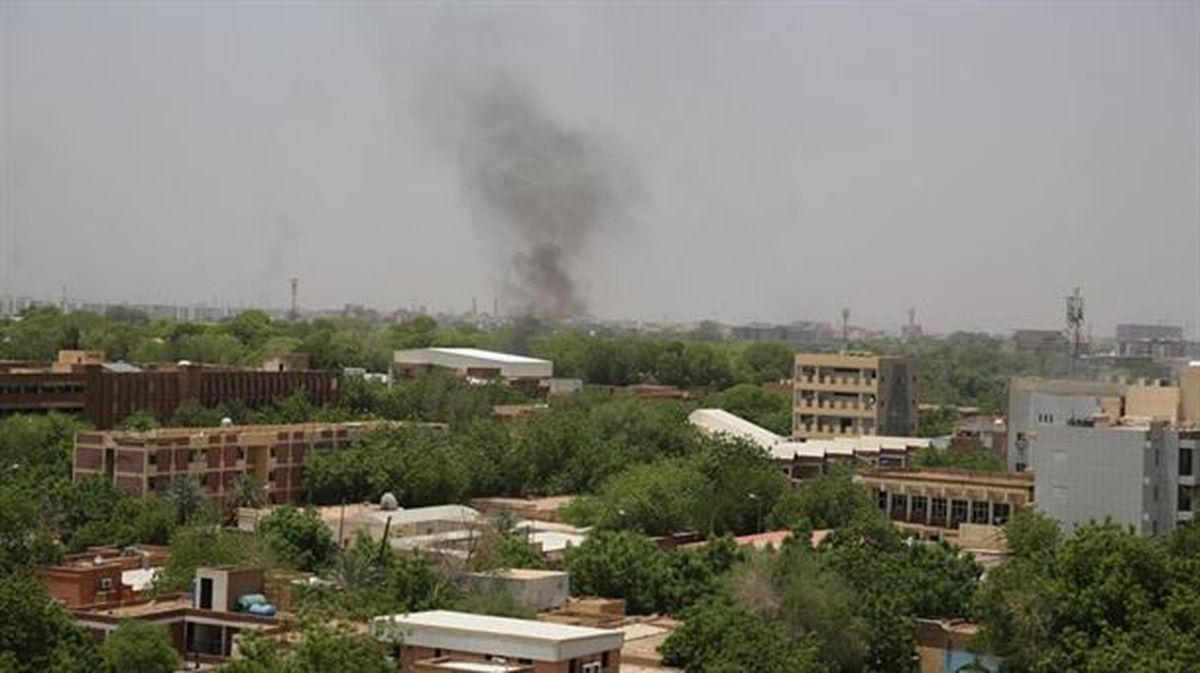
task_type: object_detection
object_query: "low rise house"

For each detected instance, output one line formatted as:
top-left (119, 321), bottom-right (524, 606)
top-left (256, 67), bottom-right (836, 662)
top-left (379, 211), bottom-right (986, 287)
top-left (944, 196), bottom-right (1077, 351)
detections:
top-left (72, 566), bottom-right (284, 665)
top-left (914, 619), bottom-right (1001, 673)
top-left (372, 610), bottom-right (623, 673)
top-left (464, 569), bottom-right (570, 611)
top-left (38, 545), bottom-right (169, 608)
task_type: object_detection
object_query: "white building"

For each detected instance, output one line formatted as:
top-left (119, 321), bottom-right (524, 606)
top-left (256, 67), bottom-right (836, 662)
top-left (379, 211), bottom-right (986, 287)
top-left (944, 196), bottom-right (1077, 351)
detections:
top-left (393, 348), bottom-right (553, 383)
top-left (372, 610), bottom-right (622, 672)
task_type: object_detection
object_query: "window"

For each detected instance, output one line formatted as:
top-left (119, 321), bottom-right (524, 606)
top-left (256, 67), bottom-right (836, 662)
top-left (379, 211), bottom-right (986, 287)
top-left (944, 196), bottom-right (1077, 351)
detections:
top-left (582, 663), bottom-right (601, 673)
top-left (1180, 448), bottom-right (1194, 477)
top-left (931, 497), bottom-right (947, 522)
top-left (1178, 486), bottom-right (1193, 513)
top-left (911, 495), bottom-right (928, 519)
top-left (992, 503), bottom-right (1011, 525)
top-left (971, 501), bottom-right (989, 524)
top-left (890, 493), bottom-right (908, 513)
top-left (950, 499), bottom-right (969, 524)
top-left (99, 578), bottom-right (113, 591)
top-left (876, 489), bottom-right (888, 510)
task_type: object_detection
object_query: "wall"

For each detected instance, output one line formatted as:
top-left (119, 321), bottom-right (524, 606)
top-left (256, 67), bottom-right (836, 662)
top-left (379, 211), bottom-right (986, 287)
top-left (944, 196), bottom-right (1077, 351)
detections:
top-left (1032, 425), bottom-right (1171, 535)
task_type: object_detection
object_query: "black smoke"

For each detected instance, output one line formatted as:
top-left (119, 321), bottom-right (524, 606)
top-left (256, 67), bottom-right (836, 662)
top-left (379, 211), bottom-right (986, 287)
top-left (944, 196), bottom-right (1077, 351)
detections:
top-left (450, 75), bottom-right (639, 320)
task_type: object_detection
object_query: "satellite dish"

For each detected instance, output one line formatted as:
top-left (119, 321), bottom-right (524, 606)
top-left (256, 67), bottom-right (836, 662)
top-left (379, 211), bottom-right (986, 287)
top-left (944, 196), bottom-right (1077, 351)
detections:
top-left (220, 417), bottom-right (233, 427)
top-left (380, 492), bottom-right (399, 511)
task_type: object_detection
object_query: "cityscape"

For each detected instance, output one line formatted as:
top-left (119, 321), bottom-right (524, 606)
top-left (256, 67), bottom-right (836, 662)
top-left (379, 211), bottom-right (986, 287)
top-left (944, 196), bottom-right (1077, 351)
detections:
top-left (2, 3), bottom-right (1199, 673)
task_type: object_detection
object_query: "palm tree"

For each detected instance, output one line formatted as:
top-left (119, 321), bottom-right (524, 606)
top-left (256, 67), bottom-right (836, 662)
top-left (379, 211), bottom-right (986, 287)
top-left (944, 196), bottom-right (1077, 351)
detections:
top-left (166, 474), bottom-right (205, 526)
top-left (230, 473), bottom-right (266, 510)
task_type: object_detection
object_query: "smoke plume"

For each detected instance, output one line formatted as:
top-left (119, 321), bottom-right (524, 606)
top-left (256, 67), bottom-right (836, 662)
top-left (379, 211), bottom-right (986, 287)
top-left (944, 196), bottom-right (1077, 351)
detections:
top-left (446, 74), bottom-right (639, 319)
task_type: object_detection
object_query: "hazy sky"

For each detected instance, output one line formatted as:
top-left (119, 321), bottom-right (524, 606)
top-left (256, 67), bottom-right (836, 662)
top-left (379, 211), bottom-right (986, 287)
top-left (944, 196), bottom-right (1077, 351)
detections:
top-left (1, 1), bottom-right (1198, 335)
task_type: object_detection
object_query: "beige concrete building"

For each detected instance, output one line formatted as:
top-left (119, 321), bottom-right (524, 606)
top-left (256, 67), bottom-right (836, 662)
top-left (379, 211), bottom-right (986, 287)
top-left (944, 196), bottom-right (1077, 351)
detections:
top-left (854, 468), bottom-right (1035, 541)
top-left (792, 352), bottom-right (918, 439)
top-left (73, 421), bottom-right (380, 504)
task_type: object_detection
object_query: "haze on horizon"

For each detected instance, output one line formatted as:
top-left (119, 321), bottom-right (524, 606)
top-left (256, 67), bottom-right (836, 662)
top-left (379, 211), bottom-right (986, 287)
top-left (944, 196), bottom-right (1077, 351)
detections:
top-left (1, 1), bottom-right (1198, 336)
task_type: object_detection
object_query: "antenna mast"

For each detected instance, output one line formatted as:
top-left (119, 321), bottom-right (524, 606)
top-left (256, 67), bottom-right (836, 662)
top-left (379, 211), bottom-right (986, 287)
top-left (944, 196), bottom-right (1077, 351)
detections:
top-left (1066, 287), bottom-right (1085, 376)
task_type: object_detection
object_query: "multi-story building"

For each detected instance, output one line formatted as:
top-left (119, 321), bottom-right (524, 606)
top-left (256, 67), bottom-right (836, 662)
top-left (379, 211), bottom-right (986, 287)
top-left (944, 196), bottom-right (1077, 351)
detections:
top-left (855, 468), bottom-right (1035, 541)
top-left (1028, 422), bottom-right (1196, 535)
top-left (1011, 329), bottom-right (1068, 357)
top-left (730, 322), bottom-right (836, 349)
top-left (372, 610), bottom-right (623, 673)
top-left (792, 352), bottom-right (917, 439)
top-left (73, 421), bottom-right (378, 504)
top-left (1006, 376), bottom-right (1199, 472)
top-left (1115, 324), bottom-right (1187, 361)
top-left (0, 352), bottom-right (341, 428)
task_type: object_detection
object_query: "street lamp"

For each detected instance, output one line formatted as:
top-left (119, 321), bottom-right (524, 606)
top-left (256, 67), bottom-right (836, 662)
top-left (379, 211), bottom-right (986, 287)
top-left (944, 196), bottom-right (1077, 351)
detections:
top-left (747, 493), bottom-right (762, 534)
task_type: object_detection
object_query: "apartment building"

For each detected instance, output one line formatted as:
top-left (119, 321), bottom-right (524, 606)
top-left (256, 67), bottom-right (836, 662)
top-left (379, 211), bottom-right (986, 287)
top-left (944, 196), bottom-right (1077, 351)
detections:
top-left (372, 610), bottom-right (623, 673)
top-left (73, 421), bottom-right (378, 504)
top-left (855, 469), bottom-right (1034, 541)
top-left (792, 352), bottom-right (917, 439)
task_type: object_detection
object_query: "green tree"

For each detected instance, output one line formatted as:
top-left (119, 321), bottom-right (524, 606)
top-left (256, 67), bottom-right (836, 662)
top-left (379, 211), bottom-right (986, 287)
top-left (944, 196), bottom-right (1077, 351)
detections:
top-left (99, 621), bottom-right (180, 673)
top-left (224, 620), bottom-right (390, 673)
top-left (0, 575), bottom-right (103, 673)
top-left (563, 530), bottom-right (674, 614)
top-left (662, 599), bottom-right (828, 673)
top-left (165, 474), bottom-right (206, 526)
top-left (911, 446), bottom-right (1005, 472)
top-left (153, 526), bottom-right (273, 594)
top-left (258, 506), bottom-right (337, 573)
top-left (737, 341), bottom-right (795, 384)
top-left (767, 468), bottom-right (880, 530)
top-left (120, 410), bottom-right (159, 432)
top-left (230, 473), bottom-right (267, 510)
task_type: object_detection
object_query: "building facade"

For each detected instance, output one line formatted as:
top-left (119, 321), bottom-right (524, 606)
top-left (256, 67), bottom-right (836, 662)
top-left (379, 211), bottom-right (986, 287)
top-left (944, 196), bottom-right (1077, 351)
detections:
top-left (0, 354), bottom-right (340, 428)
top-left (73, 421), bottom-right (377, 504)
top-left (1029, 423), bottom-right (1195, 535)
top-left (1115, 324), bottom-right (1187, 361)
top-left (855, 469), bottom-right (1034, 541)
top-left (792, 352), bottom-right (918, 439)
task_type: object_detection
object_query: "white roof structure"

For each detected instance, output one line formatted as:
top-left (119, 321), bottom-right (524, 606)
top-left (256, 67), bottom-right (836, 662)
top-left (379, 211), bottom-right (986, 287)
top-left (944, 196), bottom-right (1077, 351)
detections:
top-left (688, 408), bottom-right (930, 462)
top-left (394, 348), bottom-right (553, 380)
top-left (371, 610), bottom-right (622, 662)
top-left (688, 408), bottom-right (784, 451)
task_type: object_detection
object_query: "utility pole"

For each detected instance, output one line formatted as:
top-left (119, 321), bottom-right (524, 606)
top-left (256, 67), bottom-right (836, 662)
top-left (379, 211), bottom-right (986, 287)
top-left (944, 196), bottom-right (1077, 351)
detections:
top-left (841, 308), bottom-right (850, 352)
top-left (289, 277), bottom-right (299, 321)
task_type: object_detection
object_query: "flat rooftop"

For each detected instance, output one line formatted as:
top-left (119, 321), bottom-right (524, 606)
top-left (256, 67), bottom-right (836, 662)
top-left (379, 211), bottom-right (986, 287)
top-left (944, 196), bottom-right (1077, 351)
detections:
top-left (375, 610), bottom-right (620, 643)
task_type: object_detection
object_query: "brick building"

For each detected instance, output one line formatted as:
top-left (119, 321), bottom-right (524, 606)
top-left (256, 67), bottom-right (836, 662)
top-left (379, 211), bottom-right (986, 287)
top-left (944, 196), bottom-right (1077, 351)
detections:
top-left (37, 545), bottom-right (169, 608)
top-left (0, 353), bottom-right (340, 428)
top-left (73, 421), bottom-right (378, 503)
